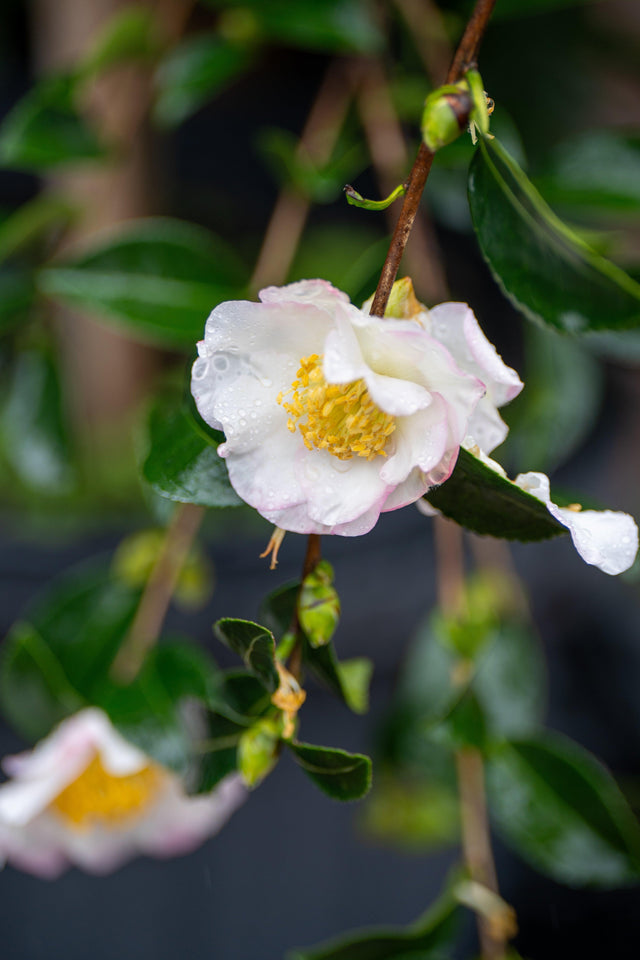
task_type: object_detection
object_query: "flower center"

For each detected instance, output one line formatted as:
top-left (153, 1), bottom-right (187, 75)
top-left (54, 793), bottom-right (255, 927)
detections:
top-left (277, 354), bottom-right (395, 461)
top-left (50, 753), bottom-right (163, 829)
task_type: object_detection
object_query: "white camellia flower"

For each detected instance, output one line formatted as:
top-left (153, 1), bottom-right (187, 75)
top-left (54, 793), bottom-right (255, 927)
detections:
top-left (0, 708), bottom-right (246, 877)
top-left (191, 278), bottom-right (522, 536)
top-left (515, 472), bottom-right (638, 576)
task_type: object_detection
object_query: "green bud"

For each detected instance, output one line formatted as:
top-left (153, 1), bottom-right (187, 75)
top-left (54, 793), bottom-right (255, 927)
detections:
top-left (298, 560), bottom-right (340, 649)
top-left (421, 82), bottom-right (472, 152)
top-left (238, 718), bottom-right (281, 788)
top-left (465, 68), bottom-right (491, 139)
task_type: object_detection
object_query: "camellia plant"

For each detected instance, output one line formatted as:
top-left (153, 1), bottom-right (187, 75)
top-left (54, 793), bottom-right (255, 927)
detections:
top-left (1, 0), bottom-right (640, 958)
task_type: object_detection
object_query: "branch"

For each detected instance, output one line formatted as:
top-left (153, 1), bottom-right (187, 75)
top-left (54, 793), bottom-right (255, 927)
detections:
top-left (369, 0), bottom-right (496, 317)
top-left (111, 502), bottom-right (205, 683)
top-left (288, 533), bottom-right (322, 682)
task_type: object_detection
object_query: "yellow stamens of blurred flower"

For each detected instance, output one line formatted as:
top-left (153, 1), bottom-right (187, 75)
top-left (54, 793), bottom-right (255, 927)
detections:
top-left (277, 354), bottom-right (395, 461)
top-left (51, 754), bottom-right (163, 829)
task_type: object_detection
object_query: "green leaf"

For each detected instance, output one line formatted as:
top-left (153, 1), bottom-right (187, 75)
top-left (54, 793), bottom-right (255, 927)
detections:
top-left (98, 641), bottom-right (222, 775)
top-left (501, 324), bottom-right (603, 473)
top-left (0, 194), bottom-right (77, 264)
top-left (472, 621), bottom-right (546, 740)
top-left (154, 34), bottom-right (253, 127)
top-left (468, 136), bottom-right (640, 333)
top-left (303, 637), bottom-right (372, 715)
top-left (290, 884), bottom-right (459, 959)
top-left (487, 731), bottom-right (640, 888)
top-left (213, 618), bottom-right (279, 692)
top-left (0, 74), bottom-right (106, 171)
top-left (1, 346), bottom-right (77, 496)
top-left (0, 267), bottom-right (35, 333)
top-left (0, 621), bottom-right (85, 742)
top-left (208, 670), bottom-right (273, 723)
top-left (17, 563), bottom-right (140, 703)
top-left (80, 5), bottom-right (159, 77)
top-left (336, 658), bottom-right (373, 715)
top-left (141, 391), bottom-right (242, 507)
top-left (210, 0), bottom-right (384, 54)
top-left (0, 563), bottom-right (140, 741)
top-left (534, 131), bottom-right (640, 217)
top-left (258, 580), bottom-right (299, 638)
top-left (38, 217), bottom-right (247, 347)
top-left (424, 447), bottom-right (566, 540)
top-left (287, 741), bottom-right (371, 801)
top-left (362, 774), bottom-right (459, 851)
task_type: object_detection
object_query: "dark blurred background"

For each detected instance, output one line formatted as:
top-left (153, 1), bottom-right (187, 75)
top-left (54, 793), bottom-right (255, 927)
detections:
top-left (1, 1), bottom-right (640, 957)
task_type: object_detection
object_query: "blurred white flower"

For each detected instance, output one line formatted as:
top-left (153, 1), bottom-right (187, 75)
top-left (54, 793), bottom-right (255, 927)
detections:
top-left (191, 278), bottom-right (521, 535)
top-left (0, 708), bottom-right (246, 877)
top-left (515, 472), bottom-right (638, 576)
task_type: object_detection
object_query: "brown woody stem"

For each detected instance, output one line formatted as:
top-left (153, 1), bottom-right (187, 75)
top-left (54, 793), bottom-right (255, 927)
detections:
top-left (288, 533), bottom-right (323, 682)
top-left (369, 0), bottom-right (496, 318)
top-left (111, 502), bottom-right (205, 684)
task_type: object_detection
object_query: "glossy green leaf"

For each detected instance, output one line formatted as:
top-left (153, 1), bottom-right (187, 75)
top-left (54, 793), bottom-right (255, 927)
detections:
top-left (154, 34), bottom-right (253, 127)
top-left (258, 127), bottom-right (365, 204)
top-left (290, 885), bottom-right (458, 959)
top-left (38, 217), bottom-right (246, 347)
top-left (208, 670), bottom-right (273, 723)
top-left (488, 732), bottom-right (640, 887)
top-left (193, 669), bottom-right (274, 792)
top-left (0, 621), bottom-right (85, 742)
top-left (287, 741), bottom-right (371, 801)
top-left (534, 131), bottom-right (640, 217)
top-left (2, 346), bottom-right (77, 495)
top-left (468, 136), bottom-right (640, 333)
top-left (0, 74), bottom-right (105, 171)
top-left (424, 447), bottom-right (566, 540)
top-left (213, 618), bottom-right (279, 692)
top-left (141, 391), bottom-right (241, 507)
top-left (501, 324), bottom-right (603, 473)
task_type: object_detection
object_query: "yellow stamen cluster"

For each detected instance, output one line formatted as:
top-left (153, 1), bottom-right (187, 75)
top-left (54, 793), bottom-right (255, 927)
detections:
top-left (277, 354), bottom-right (395, 461)
top-left (50, 753), bottom-right (163, 829)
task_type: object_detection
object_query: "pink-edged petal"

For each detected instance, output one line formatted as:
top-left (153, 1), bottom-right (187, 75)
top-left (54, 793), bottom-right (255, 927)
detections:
top-left (467, 399), bottom-right (510, 455)
top-left (323, 305), bottom-right (368, 383)
top-left (199, 299), bottom-right (331, 363)
top-left (515, 472), bottom-right (639, 575)
top-left (381, 468), bottom-right (431, 512)
top-left (224, 425), bottom-right (306, 514)
top-left (301, 451), bottom-right (390, 528)
top-left (429, 302), bottom-right (523, 407)
top-left (380, 398), bottom-right (449, 486)
top-left (259, 279), bottom-right (349, 312)
top-left (136, 774), bottom-right (247, 858)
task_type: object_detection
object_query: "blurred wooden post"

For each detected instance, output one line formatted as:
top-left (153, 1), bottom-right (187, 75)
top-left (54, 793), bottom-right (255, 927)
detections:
top-left (31, 0), bottom-right (165, 441)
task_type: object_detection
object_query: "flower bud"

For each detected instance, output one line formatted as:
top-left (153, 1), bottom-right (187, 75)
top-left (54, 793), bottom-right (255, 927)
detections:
top-left (298, 560), bottom-right (340, 648)
top-left (421, 82), bottom-right (472, 152)
top-left (238, 719), bottom-right (281, 788)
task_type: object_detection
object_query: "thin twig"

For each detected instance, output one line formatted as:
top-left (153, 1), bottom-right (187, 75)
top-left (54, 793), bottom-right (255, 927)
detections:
top-left (111, 503), bottom-right (206, 683)
top-left (288, 533), bottom-right (322, 682)
top-left (434, 517), bottom-right (506, 960)
top-left (369, 0), bottom-right (496, 317)
top-left (357, 58), bottom-right (448, 304)
top-left (249, 59), bottom-right (361, 295)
